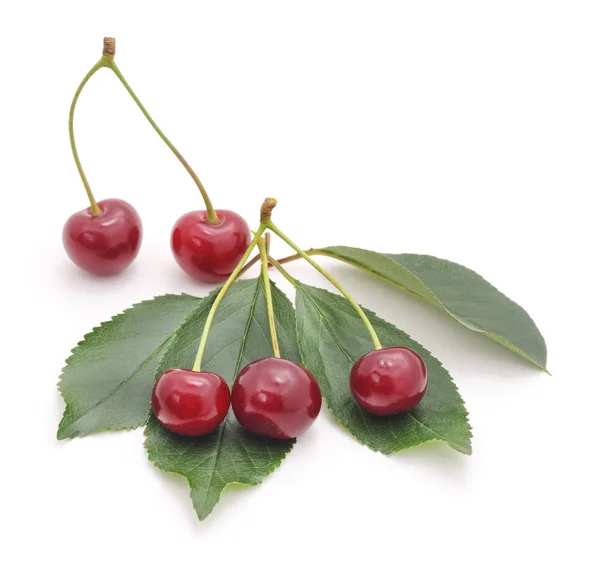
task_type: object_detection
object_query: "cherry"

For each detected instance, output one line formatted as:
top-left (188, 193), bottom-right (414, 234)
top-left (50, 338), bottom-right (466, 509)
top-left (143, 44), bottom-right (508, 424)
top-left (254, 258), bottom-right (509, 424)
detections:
top-left (171, 209), bottom-right (251, 283)
top-left (152, 369), bottom-right (230, 437)
top-left (350, 347), bottom-right (428, 415)
top-left (231, 357), bottom-right (322, 439)
top-left (63, 198), bottom-right (142, 276)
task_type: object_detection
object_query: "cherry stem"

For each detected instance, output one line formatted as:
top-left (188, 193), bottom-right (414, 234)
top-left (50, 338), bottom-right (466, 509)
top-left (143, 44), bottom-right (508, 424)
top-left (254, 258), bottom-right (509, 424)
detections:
top-left (258, 234), bottom-right (281, 358)
top-left (265, 220), bottom-right (383, 350)
top-left (69, 58), bottom-right (108, 216)
top-left (192, 223), bottom-right (268, 371)
top-left (268, 256), bottom-right (298, 287)
top-left (102, 38), bottom-right (218, 223)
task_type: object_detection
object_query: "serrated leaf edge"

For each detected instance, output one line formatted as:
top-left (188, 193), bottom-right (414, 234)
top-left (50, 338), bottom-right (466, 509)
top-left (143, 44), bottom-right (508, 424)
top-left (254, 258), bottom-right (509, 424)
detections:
top-left (146, 279), bottom-right (298, 520)
top-left (57, 293), bottom-right (200, 440)
top-left (143, 421), bottom-right (295, 520)
top-left (296, 282), bottom-right (473, 456)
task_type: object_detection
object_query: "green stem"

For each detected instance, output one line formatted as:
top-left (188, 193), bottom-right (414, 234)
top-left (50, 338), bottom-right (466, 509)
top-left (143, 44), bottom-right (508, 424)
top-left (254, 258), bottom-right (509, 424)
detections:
top-left (192, 224), bottom-right (267, 371)
top-left (258, 236), bottom-right (280, 358)
top-left (265, 220), bottom-right (382, 350)
top-left (69, 58), bottom-right (112, 216)
top-left (107, 60), bottom-right (219, 224)
top-left (269, 256), bottom-right (298, 287)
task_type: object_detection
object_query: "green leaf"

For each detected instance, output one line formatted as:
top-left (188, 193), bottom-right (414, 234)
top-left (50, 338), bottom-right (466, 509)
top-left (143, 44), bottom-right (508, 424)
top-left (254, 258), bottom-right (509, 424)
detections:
top-left (145, 278), bottom-right (301, 521)
top-left (295, 282), bottom-right (472, 455)
top-left (58, 294), bottom-right (201, 440)
top-left (315, 246), bottom-right (547, 370)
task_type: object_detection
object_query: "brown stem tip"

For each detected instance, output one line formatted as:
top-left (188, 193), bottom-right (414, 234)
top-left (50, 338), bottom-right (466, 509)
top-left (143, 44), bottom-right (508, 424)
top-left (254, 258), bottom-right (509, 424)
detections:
top-left (260, 198), bottom-right (278, 221)
top-left (103, 37), bottom-right (116, 58)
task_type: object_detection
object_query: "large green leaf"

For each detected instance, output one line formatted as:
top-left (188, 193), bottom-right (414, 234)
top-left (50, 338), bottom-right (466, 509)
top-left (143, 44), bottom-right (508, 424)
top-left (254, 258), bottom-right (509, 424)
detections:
top-left (145, 278), bottom-right (301, 521)
top-left (58, 294), bottom-right (201, 440)
top-left (295, 282), bottom-right (472, 455)
top-left (313, 246), bottom-right (547, 370)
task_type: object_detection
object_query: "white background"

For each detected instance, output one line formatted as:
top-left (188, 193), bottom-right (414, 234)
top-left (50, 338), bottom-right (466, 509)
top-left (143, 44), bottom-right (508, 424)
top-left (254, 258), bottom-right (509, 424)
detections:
top-left (1, 1), bottom-right (598, 559)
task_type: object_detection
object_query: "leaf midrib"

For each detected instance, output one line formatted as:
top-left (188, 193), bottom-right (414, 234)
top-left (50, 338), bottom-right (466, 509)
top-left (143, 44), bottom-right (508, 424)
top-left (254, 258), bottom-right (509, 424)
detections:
top-left (59, 334), bottom-right (175, 436)
top-left (202, 279), bottom-right (263, 503)
top-left (319, 247), bottom-right (545, 369)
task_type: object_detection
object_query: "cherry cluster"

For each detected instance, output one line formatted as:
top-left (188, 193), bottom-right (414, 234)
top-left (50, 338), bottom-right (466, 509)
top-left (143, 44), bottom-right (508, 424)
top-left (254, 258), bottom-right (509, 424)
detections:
top-left (64, 38), bottom-right (429, 442)
top-left (151, 348), bottom-right (427, 440)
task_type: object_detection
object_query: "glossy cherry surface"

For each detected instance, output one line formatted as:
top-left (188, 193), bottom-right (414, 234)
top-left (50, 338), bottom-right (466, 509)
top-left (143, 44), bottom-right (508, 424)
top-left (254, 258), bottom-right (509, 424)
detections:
top-left (350, 347), bottom-right (428, 415)
top-left (171, 209), bottom-right (251, 283)
top-left (231, 357), bottom-right (322, 439)
top-left (152, 369), bottom-right (231, 437)
top-left (63, 198), bottom-right (142, 276)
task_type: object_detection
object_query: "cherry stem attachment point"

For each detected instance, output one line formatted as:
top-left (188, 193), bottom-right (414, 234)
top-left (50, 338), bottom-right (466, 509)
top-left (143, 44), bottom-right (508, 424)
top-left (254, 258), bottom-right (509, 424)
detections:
top-left (192, 222), bottom-right (268, 371)
top-left (265, 220), bottom-right (383, 351)
top-left (259, 234), bottom-right (280, 358)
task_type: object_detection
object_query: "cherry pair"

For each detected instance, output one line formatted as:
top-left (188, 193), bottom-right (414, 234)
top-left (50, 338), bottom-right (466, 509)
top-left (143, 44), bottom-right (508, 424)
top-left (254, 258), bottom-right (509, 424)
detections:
top-left (152, 357), bottom-right (322, 439)
top-left (63, 38), bottom-right (251, 281)
top-left (64, 200), bottom-right (251, 281)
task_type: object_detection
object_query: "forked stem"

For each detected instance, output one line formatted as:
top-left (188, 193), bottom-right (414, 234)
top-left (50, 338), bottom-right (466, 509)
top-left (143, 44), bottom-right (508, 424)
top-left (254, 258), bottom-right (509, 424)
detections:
top-left (265, 220), bottom-right (382, 350)
top-left (259, 234), bottom-right (280, 358)
top-left (70, 37), bottom-right (218, 222)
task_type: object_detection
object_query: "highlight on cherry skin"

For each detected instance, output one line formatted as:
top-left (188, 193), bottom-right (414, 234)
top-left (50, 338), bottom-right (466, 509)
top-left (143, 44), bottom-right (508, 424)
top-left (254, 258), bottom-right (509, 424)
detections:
top-left (350, 347), bottom-right (428, 416)
top-left (171, 209), bottom-right (251, 283)
top-left (63, 198), bottom-right (142, 276)
top-left (152, 369), bottom-right (231, 437)
top-left (231, 357), bottom-right (322, 439)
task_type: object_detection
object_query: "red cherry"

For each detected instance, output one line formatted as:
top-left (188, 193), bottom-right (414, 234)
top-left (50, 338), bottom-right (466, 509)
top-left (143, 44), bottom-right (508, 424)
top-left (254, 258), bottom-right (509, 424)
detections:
top-left (62, 198), bottom-right (142, 276)
top-left (152, 369), bottom-right (231, 437)
top-left (231, 358), bottom-right (322, 439)
top-left (171, 209), bottom-right (251, 283)
top-left (350, 347), bottom-right (428, 415)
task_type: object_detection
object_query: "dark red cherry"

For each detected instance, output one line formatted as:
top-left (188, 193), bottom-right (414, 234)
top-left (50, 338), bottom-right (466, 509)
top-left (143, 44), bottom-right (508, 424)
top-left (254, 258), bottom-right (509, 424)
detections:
top-left (231, 357), bottom-right (322, 439)
top-left (350, 347), bottom-right (428, 415)
top-left (152, 369), bottom-right (231, 437)
top-left (63, 198), bottom-right (142, 276)
top-left (171, 209), bottom-right (251, 283)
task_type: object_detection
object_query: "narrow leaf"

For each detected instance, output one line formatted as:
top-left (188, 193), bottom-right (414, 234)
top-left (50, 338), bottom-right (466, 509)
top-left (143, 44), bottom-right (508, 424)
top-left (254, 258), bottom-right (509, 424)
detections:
top-left (295, 282), bottom-right (472, 455)
top-left (58, 294), bottom-right (201, 439)
top-left (316, 246), bottom-right (547, 370)
top-left (145, 278), bottom-right (301, 521)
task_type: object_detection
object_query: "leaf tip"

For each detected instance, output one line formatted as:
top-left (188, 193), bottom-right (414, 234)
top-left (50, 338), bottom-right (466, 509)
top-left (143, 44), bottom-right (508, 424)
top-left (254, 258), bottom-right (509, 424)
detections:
top-left (455, 443), bottom-right (473, 456)
top-left (56, 425), bottom-right (71, 440)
